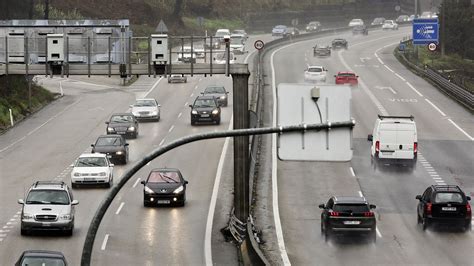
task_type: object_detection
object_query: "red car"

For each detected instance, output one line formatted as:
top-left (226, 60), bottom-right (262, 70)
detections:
top-left (334, 71), bottom-right (359, 86)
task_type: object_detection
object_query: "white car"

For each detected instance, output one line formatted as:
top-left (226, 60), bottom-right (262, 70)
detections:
top-left (177, 46), bottom-right (196, 63)
top-left (382, 20), bottom-right (399, 30)
top-left (214, 52), bottom-right (236, 64)
top-left (348, 19), bottom-right (364, 27)
top-left (304, 66), bottom-right (327, 83)
top-left (230, 34), bottom-right (246, 54)
top-left (71, 153), bottom-right (114, 188)
top-left (130, 98), bottom-right (160, 121)
top-left (215, 28), bottom-right (231, 43)
top-left (194, 45), bottom-right (205, 58)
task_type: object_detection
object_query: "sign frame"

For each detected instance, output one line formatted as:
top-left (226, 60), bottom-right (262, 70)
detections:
top-left (412, 18), bottom-right (439, 45)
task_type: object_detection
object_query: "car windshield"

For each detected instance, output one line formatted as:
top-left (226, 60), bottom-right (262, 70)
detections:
top-left (309, 22), bottom-right (319, 26)
top-left (230, 37), bottom-right (243, 44)
top-left (110, 115), bottom-right (133, 123)
top-left (134, 100), bottom-right (156, 107)
top-left (21, 257), bottom-right (66, 266)
top-left (215, 31), bottom-right (228, 37)
top-left (76, 157), bottom-right (107, 167)
top-left (233, 30), bottom-right (245, 34)
top-left (333, 204), bottom-right (369, 212)
top-left (147, 171), bottom-right (180, 183)
top-left (334, 39), bottom-right (344, 42)
top-left (308, 67), bottom-right (322, 72)
top-left (26, 190), bottom-right (70, 205)
top-left (205, 86), bottom-right (225, 93)
top-left (275, 25), bottom-right (286, 29)
top-left (338, 73), bottom-right (356, 77)
top-left (434, 192), bottom-right (464, 203)
top-left (194, 98), bottom-right (217, 108)
top-left (385, 20), bottom-right (394, 24)
top-left (96, 137), bottom-right (122, 146)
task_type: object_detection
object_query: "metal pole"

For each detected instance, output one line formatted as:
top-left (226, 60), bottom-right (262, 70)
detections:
top-left (87, 37), bottom-right (91, 77)
top-left (232, 72), bottom-right (250, 223)
top-left (25, 36), bottom-right (29, 76)
top-left (441, 0), bottom-right (445, 56)
top-left (225, 40), bottom-right (230, 77)
top-left (5, 36), bottom-right (8, 75)
top-left (65, 36), bottom-right (69, 77)
top-left (108, 36), bottom-right (112, 77)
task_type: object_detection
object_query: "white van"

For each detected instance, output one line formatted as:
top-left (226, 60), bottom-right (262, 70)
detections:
top-left (368, 115), bottom-right (417, 169)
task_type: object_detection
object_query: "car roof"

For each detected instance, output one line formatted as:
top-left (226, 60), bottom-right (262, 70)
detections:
top-left (333, 196), bottom-right (368, 204)
top-left (21, 250), bottom-right (66, 258)
top-left (110, 113), bottom-right (134, 116)
top-left (308, 65), bottom-right (324, 68)
top-left (78, 153), bottom-right (107, 158)
top-left (30, 181), bottom-right (68, 190)
top-left (136, 98), bottom-right (155, 101)
top-left (206, 85), bottom-right (225, 88)
top-left (337, 71), bottom-right (355, 74)
top-left (97, 134), bottom-right (124, 139)
top-left (333, 38), bottom-right (346, 41)
top-left (431, 185), bottom-right (463, 193)
top-left (196, 95), bottom-right (217, 100)
top-left (150, 168), bottom-right (181, 174)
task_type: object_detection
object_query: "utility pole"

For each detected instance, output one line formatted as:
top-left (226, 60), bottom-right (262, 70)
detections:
top-left (440, 0), bottom-right (445, 56)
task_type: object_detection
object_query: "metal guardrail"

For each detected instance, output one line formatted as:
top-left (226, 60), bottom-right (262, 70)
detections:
top-left (396, 40), bottom-right (474, 111)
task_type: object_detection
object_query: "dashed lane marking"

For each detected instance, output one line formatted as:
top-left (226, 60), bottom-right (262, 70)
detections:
top-left (101, 234), bottom-right (110, 250)
top-left (425, 99), bottom-right (446, 116)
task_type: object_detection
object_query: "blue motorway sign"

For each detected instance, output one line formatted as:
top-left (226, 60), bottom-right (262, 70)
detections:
top-left (413, 18), bottom-right (439, 45)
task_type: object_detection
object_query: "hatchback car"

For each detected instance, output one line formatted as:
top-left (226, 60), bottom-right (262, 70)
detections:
top-left (348, 18), bottom-right (364, 27)
top-left (332, 38), bottom-right (348, 49)
top-left (70, 153), bottom-right (114, 188)
top-left (335, 71), bottom-right (359, 86)
top-left (106, 113), bottom-right (139, 138)
top-left (201, 85), bottom-right (229, 107)
top-left (352, 25), bottom-right (368, 35)
top-left (306, 21), bottom-right (321, 32)
top-left (168, 74), bottom-right (187, 83)
top-left (232, 29), bottom-right (248, 40)
top-left (130, 98), bottom-right (160, 121)
top-left (91, 135), bottom-right (129, 164)
top-left (320, 196), bottom-right (376, 242)
top-left (382, 20), bottom-right (399, 30)
top-left (304, 66), bottom-right (327, 83)
top-left (189, 96), bottom-right (221, 125)
top-left (313, 45), bottom-right (331, 57)
top-left (15, 250), bottom-right (67, 266)
top-left (18, 181), bottom-right (78, 236)
top-left (141, 168), bottom-right (188, 207)
top-left (272, 25), bottom-right (288, 37)
top-left (213, 52), bottom-right (236, 64)
top-left (371, 17), bottom-right (385, 26)
top-left (177, 46), bottom-right (197, 63)
top-left (230, 35), bottom-right (246, 54)
top-left (416, 185), bottom-right (471, 231)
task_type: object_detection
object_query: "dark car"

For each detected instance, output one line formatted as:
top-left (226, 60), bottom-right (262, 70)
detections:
top-left (313, 44), bottom-right (331, 57)
top-left (141, 168), bottom-right (188, 207)
top-left (189, 96), bottom-right (221, 125)
top-left (352, 25), bottom-right (368, 35)
top-left (332, 38), bottom-right (348, 49)
top-left (416, 185), bottom-right (471, 231)
top-left (306, 21), bottom-right (321, 32)
top-left (105, 113), bottom-right (139, 139)
top-left (91, 135), bottom-right (129, 164)
top-left (201, 85), bottom-right (229, 107)
top-left (287, 27), bottom-right (300, 36)
top-left (319, 196), bottom-right (377, 242)
top-left (15, 250), bottom-right (67, 266)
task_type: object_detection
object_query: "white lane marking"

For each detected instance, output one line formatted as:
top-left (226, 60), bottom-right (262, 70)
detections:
top-left (1, 99), bottom-right (81, 153)
top-left (358, 191), bottom-right (364, 197)
top-left (430, 174), bottom-right (440, 177)
top-left (184, 102), bottom-right (189, 107)
top-left (101, 234), bottom-right (110, 250)
top-left (204, 115), bottom-right (233, 266)
top-left (406, 82), bottom-right (423, 97)
top-left (376, 227), bottom-right (382, 238)
top-left (447, 119), bottom-right (474, 141)
top-left (144, 77), bottom-right (163, 97)
top-left (432, 177), bottom-right (442, 180)
top-left (395, 73), bottom-right (406, 81)
top-left (350, 167), bottom-right (355, 177)
top-left (271, 43), bottom-right (293, 266)
top-left (178, 112), bottom-right (182, 118)
top-left (438, 183), bottom-right (447, 185)
top-left (132, 178), bottom-right (141, 188)
top-left (194, 85), bottom-right (199, 90)
top-left (191, 93), bottom-right (194, 97)
top-left (115, 202), bottom-right (125, 215)
top-left (159, 139), bottom-right (165, 146)
top-left (168, 125), bottom-right (175, 133)
top-left (424, 99), bottom-right (446, 116)
top-left (384, 65), bottom-right (395, 73)
top-left (377, 57), bottom-right (384, 64)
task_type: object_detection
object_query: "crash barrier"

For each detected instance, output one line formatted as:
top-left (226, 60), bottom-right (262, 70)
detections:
top-left (395, 40), bottom-right (474, 112)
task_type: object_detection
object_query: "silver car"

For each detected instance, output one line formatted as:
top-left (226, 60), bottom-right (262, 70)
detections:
top-left (168, 74), bottom-right (187, 83)
top-left (18, 181), bottom-right (78, 236)
top-left (130, 98), bottom-right (161, 121)
top-left (201, 85), bottom-right (229, 107)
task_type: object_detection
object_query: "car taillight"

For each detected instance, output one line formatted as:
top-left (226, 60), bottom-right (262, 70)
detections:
top-left (329, 211), bottom-right (339, 216)
top-left (467, 203), bottom-right (471, 217)
top-left (364, 212), bottom-right (374, 217)
top-left (414, 142), bottom-right (418, 155)
top-left (426, 203), bottom-right (432, 215)
top-left (375, 141), bottom-right (380, 153)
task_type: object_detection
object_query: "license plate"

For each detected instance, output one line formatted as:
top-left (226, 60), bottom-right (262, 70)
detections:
top-left (201, 114), bottom-right (210, 118)
top-left (117, 132), bottom-right (126, 135)
top-left (442, 207), bottom-right (457, 211)
top-left (42, 222), bottom-right (51, 227)
top-left (84, 178), bottom-right (95, 181)
top-left (343, 220), bottom-right (361, 225)
top-left (157, 200), bottom-right (170, 204)
top-left (107, 155), bottom-right (112, 158)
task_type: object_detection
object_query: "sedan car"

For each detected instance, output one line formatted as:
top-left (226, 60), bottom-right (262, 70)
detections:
top-left (348, 18), bottom-right (364, 27)
top-left (306, 21), bottom-right (321, 32)
top-left (205, 37), bottom-right (221, 50)
top-left (106, 113), bottom-right (139, 138)
top-left (335, 71), bottom-right (358, 86)
top-left (382, 20), bottom-right (399, 30)
top-left (91, 135), bottom-right (129, 164)
top-left (352, 25), bottom-right (368, 35)
top-left (177, 46), bottom-right (197, 63)
top-left (319, 196), bottom-right (377, 242)
top-left (304, 66), bottom-right (327, 83)
top-left (230, 34), bottom-right (246, 54)
top-left (189, 96), bottom-right (221, 125)
top-left (70, 153), bottom-right (114, 188)
top-left (313, 45), bottom-right (331, 57)
top-left (332, 38), bottom-right (348, 49)
top-left (15, 250), bottom-right (67, 266)
top-left (130, 98), bottom-right (160, 121)
top-left (287, 27), bottom-right (300, 36)
top-left (371, 17), bottom-right (385, 26)
top-left (272, 25), bottom-right (288, 37)
top-left (396, 15), bottom-right (410, 23)
top-left (416, 185), bottom-right (471, 231)
top-left (141, 168), bottom-right (188, 207)
top-left (168, 74), bottom-right (187, 83)
top-left (201, 85), bottom-right (229, 106)
top-left (232, 29), bottom-right (248, 40)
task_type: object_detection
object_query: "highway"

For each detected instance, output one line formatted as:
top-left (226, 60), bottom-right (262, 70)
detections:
top-left (0, 36), bottom-right (265, 264)
top-left (261, 26), bottom-right (474, 265)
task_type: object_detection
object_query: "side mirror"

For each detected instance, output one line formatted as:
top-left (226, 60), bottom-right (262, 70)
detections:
top-left (184, 180), bottom-right (189, 185)
top-left (226, 91), bottom-right (229, 94)
top-left (125, 143), bottom-right (129, 146)
top-left (234, 57), bottom-right (237, 60)
top-left (189, 104), bottom-right (193, 108)
top-left (129, 105), bottom-right (133, 108)
top-left (467, 196), bottom-right (471, 201)
top-left (367, 134), bottom-right (373, 141)
top-left (71, 200), bottom-right (79, 205)
top-left (90, 144), bottom-right (95, 147)
top-left (105, 121), bottom-right (109, 124)
top-left (70, 163), bottom-right (74, 167)
top-left (158, 104), bottom-right (161, 107)
top-left (110, 164), bottom-right (114, 167)
top-left (415, 195), bottom-right (422, 200)
top-left (369, 204), bottom-right (376, 209)
top-left (213, 57), bottom-right (216, 61)
top-left (318, 204), bottom-right (325, 209)
top-left (18, 199), bottom-right (25, 204)
top-left (140, 180), bottom-right (146, 185)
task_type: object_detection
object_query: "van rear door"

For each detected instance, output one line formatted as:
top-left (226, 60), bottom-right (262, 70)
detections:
top-left (378, 122), bottom-right (415, 159)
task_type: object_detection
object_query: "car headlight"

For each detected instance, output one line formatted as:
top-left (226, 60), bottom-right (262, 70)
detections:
top-left (128, 126), bottom-right (135, 131)
top-left (212, 109), bottom-right (219, 115)
top-left (22, 213), bottom-right (33, 219)
top-left (107, 127), bottom-right (114, 132)
top-left (220, 96), bottom-right (226, 99)
top-left (99, 172), bottom-right (107, 176)
top-left (150, 110), bottom-right (158, 115)
top-left (116, 151), bottom-right (124, 155)
top-left (73, 172), bottom-right (81, 177)
top-left (144, 186), bottom-right (154, 194)
top-left (173, 185), bottom-right (184, 194)
top-left (59, 214), bottom-right (71, 220)
top-left (191, 110), bottom-right (198, 115)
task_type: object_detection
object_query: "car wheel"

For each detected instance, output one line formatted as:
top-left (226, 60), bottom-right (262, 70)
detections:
top-left (65, 227), bottom-right (73, 236)
top-left (106, 177), bottom-right (113, 188)
top-left (216, 118), bottom-right (221, 125)
top-left (21, 227), bottom-right (29, 236)
top-left (71, 182), bottom-right (78, 189)
top-left (144, 201), bottom-right (151, 207)
top-left (464, 222), bottom-right (472, 232)
top-left (417, 213), bottom-right (422, 224)
top-left (191, 120), bottom-right (195, 126)
top-left (156, 116), bottom-right (160, 122)
top-left (371, 230), bottom-right (377, 243)
top-left (122, 155), bottom-right (127, 165)
top-left (422, 217), bottom-right (429, 230)
top-left (324, 228), bottom-right (331, 242)
top-left (320, 222), bottom-right (324, 234)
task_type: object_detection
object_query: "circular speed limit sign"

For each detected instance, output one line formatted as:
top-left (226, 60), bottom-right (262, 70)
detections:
top-left (254, 40), bottom-right (264, 50)
top-left (428, 42), bottom-right (437, 51)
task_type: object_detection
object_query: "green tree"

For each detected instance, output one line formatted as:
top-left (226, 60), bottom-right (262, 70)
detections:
top-left (439, 0), bottom-right (473, 59)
